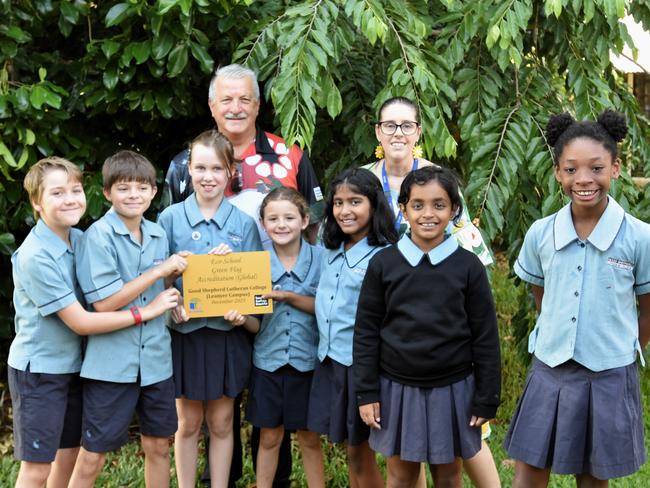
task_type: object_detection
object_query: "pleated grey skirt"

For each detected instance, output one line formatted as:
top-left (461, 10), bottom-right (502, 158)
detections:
top-left (504, 357), bottom-right (645, 480)
top-left (369, 375), bottom-right (481, 464)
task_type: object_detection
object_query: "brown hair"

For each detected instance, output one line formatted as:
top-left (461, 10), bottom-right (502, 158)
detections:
top-left (24, 156), bottom-right (83, 220)
top-left (102, 150), bottom-right (156, 191)
top-left (259, 187), bottom-right (309, 220)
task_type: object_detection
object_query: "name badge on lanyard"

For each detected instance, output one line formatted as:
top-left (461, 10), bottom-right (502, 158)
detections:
top-left (381, 159), bottom-right (418, 231)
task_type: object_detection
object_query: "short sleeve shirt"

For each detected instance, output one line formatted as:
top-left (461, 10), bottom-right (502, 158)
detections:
top-left (514, 198), bottom-right (650, 371)
top-left (157, 194), bottom-right (263, 333)
top-left (253, 241), bottom-right (323, 372)
top-left (163, 126), bottom-right (323, 248)
top-left (75, 210), bottom-right (171, 386)
top-left (316, 238), bottom-right (384, 366)
top-left (9, 220), bottom-right (83, 374)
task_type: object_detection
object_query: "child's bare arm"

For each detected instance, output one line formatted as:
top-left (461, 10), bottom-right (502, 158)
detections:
top-left (531, 284), bottom-right (544, 313)
top-left (638, 294), bottom-right (650, 349)
top-left (261, 291), bottom-right (315, 314)
top-left (92, 254), bottom-right (187, 312)
top-left (223, 309), bottom-right (260, 333)
top-left (57, 288), bottom-right (180, 335)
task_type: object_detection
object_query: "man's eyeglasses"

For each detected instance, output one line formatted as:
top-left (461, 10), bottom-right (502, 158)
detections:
top-left (377, 121), bottom-right (419, 136)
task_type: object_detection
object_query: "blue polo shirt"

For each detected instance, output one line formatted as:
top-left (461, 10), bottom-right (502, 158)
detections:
top-left (514, 197), bottom-right (650, 371)
top-left (76, 210), bottom-right (171, 386)
top-left (253, 241), bottom-right (322, 372)
top-left (9, 219), bottom-right (83, 374)
top-left (316, 238), bottom-right (385, 366)
top-left (158, 193), bottom-right (263, 333)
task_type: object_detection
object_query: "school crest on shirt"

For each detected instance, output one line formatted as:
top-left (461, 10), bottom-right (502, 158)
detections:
top-left (607, 257), bottom-right (633, 271)
top-left (227, 232), bottom-right (243, 245)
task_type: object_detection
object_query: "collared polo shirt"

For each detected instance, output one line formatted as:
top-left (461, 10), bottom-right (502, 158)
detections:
top-left (9, 219), bottom-right (83, 374)
top-left (316, 238), bottom-right (384, 366)
top-left (162, 125), bottom-right (323, 249)
top-left (158, 193), bottom-right (263, 333)
top-left (76, 210), bottom-right (171, 386)
top-left (515, 197), bottom-right (650, 371)
top-left (253, 241), bottom-right (322, 372)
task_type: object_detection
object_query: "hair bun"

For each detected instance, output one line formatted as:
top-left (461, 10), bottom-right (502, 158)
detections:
top-left (545, 113), bottom-right (575, 146)
top-left (597, 109), bottom-right (628, 142)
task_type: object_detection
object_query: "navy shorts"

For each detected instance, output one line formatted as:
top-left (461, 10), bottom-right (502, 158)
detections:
top-left (81, 376), bottom-right (177, 453)
top-left (8, 366), bottom-right (82, 462)
top-left (246, 365), bottom-right (313, 430)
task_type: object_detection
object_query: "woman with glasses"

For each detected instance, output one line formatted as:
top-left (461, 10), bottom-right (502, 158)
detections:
top-left (362, 97), bottom-right (501, 488)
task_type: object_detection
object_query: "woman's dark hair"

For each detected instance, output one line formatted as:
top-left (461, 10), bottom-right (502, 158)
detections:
top-left (322, 167), bottom-right (398, 249)
top-left (377, 96), bottom-right (419, 123)
top-left (398, 166), bottom-right (463, 225)
top-left (545, 109), bottom-right (628, 165)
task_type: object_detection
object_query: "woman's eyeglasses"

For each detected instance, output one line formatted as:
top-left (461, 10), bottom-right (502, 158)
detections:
top-left (377, 121), bottom-right (419, 136)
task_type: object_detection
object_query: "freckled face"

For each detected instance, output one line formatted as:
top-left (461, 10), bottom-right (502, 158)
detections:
top-left (554, 137), bottom-right (620, 215)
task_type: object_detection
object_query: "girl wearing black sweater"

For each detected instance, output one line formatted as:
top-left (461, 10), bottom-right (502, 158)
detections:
top-left (353, 166), bottom-right (501, 488)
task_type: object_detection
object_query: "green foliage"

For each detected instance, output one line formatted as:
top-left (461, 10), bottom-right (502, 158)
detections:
top-left (1, 0), bottom-right (649, 342)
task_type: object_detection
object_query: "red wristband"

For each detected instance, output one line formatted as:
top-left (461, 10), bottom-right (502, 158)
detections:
top-left (130, 306), bottom-right (143, 325)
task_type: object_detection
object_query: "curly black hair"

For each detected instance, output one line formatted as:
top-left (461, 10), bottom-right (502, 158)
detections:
top-left (545, 109), bottom-right (628, 165)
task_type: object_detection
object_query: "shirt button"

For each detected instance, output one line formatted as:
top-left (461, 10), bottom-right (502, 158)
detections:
top-left (330, 296), bottom-right (334, 300)
top-left (285, 331), bottom-right (289, 336)
top-left (285, 348), bottom-right (289, 353)
top-left (286, 311), bottom-right (290, 316)
top-left (574, 291), bottom-right (579, 297)
top-left (326, 319), bottom-right (329, 323)
top-left (571, 317), bottom-right (576, 323)
top-left (141, 345), bottom-right (145, 349)
top-left (143, 321), bottom-right (147, 326)
top-left (143, 297), bottom-right (147, 302)
top-left (577, 266), bottom-right (582, 271)
top-left (580, 243), bottom-right (585, 248)
top-left (335, 274), bottom-right (339, 278)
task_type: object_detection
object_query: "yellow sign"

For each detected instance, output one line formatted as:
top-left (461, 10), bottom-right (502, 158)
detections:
top-left (182, 252), bottom-right (273, 318)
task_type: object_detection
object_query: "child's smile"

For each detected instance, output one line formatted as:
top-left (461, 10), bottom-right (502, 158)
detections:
top-left (554, 136), bottom-right (620, 216)
top-left (401, 180), bottom-right (455, 252)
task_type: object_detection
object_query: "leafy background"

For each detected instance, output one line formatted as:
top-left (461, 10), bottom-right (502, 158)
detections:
top-left (1, 0), bottom-right (650, 373)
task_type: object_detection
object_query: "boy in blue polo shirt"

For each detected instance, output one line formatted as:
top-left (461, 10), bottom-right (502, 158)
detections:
top-left (9, 157), bottom-right (180, 488)
top-left (68, 151), bottom-right (188, 488)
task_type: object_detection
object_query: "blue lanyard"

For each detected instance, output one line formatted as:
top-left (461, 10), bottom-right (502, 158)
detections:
top-left (381, 159), bottom-right (418, 231)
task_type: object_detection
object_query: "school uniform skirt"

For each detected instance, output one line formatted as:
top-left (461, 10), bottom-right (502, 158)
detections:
top-left (369, 375), bottom-right (481, 464)
top-left (504, 357), bottom-right (645, 480)
top-left (246, 365), bottom-right (314, 431)
top-left (307, 356), bottom-right (369, 446)
top-left (171, 327), bottom-right (252, 401)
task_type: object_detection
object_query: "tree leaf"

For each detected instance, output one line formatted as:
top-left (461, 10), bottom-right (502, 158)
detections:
top-left (167, 43), bottom-right (188, 77)
top-left (105, 3), bottom-right (132, 28)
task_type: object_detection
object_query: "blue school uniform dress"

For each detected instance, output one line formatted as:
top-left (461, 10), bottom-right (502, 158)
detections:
top-left (8, 219), bottom-right (83, 462)
top-left (504, 197), bottom-right (650, 479)
top-left (158, 194), bottom-right (263, 400)
top-left (75, 210), bottom-right (177, 452)
top-left (246, 241), bottom-right (322, 430)
top-left (307, 237), bottom-right (384, 445)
